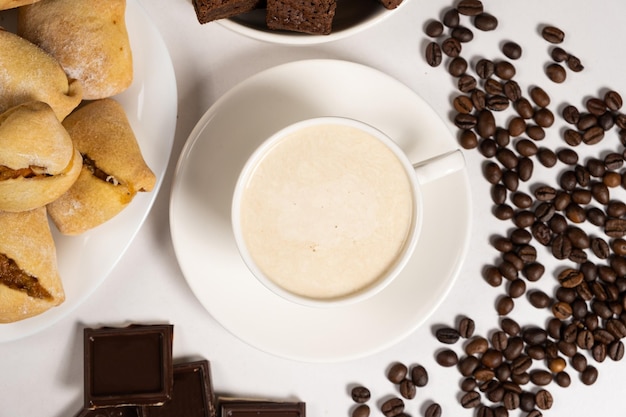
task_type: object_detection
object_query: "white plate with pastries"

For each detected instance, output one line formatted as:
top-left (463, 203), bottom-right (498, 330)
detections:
top-left (0, 0), bottom-right (177, 341)
top-left (170, 59), bottom-right (471, 362)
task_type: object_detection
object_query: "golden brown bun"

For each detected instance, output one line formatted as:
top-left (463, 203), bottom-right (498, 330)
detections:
top-left (0, 28), bottom-right (82, 121)
top-left (0, 207), bottom-right (65, 323)
top-left (48, 98), bottom-right (156, 235)
top-left (18, 0), bottom-right (133, 100)
top-left (0, 101), bottom-right (82, 212)
top-left (0, 0), bottom-right (40, 11)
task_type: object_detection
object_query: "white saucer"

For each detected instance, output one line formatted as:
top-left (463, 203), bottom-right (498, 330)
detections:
top-left (0, 0), bottom-right (177, 342)
top-left (170, 59), bottom-right (471, 362)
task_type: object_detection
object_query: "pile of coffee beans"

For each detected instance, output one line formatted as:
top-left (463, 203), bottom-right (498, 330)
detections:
top-left (347, 1), bottom-right (626, 416)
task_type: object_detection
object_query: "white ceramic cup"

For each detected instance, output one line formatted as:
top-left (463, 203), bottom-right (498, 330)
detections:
top-left (232, 117), bottom-right (464, 308)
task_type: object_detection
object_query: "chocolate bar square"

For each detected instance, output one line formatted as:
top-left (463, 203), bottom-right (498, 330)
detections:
top-left (192, 0), bottom-right (264, 24)
top-left (266, 0), bottom-right (336, 35)
top-left (84, 324), bottom-right (174, 409)
top-left (143, 360), bottom-right (216, 417)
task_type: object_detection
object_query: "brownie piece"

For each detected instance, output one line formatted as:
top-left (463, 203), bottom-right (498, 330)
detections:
top-left (192, 0), bottom-right (264, 24)
top-left (266, 0), bottom-right (336, 35)
top-left (378, 0), bottom-right (403, 9)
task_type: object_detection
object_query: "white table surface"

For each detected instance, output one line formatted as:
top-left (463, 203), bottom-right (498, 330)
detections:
top-left (2, 0), bottom-right (626, 416)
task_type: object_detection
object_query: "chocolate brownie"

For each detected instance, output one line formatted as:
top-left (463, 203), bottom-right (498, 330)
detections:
top-left (266, 0), bottom-right (336, 35)
top-left (192, 0), bottom-right (264, 24)
top-left (378, 0), bottom-right (403, 10)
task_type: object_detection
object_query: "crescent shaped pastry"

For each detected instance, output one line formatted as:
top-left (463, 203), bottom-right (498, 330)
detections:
top-left (18, 0), bottom-right (133, 100)
top-left (0, 0), bottom-right (40, 10)
top-left (0, 29), bottom-right (82, 121)
top-left (0, 101), bottom-right (82, 212)
top-left (48, 98), bottom-right (156, 235)
top-left (0, 206), bottom-right (65, 323)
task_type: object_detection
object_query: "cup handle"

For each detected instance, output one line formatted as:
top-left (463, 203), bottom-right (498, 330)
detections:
top-left (412, 149), bottom-right (465, 184)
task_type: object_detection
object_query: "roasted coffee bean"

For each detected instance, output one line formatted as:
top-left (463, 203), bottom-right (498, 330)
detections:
top-left (503, 253), bottom-right (523, 272)
top-left (565, 203), bottom-right (586, 223)
top-left (513, 210), bottom-right (535, 229)
top-left (493, 128), bottom-right (510, 147)
top-left (612, 238), bottom-right (626, 256)
top-left (558, 268), bottom-right (583, 288)
top-left (484, 162), bottom-right (503, 184)
top-left (507, 278), bottom-right (526, 299)
top-left (522, 327), bottom-right (548, 345)
top-left (501, 318), bottom-right (521, 336)
top-left (496, 148), bottom-right (518, 169)
top-left (548, 357), bottom-right (566, 373)
top-left (557, 148), bottom-right (578, 165)
top-left (517, 245), bottom-right (537, 263)
top-left (562, 105), bottom-right (580, 124)
top-left (501, 170), bottom-right (519, 190)
top-left (495, 204), bottom-right (515, 220)
top-left (605, 90), bottom-right (623, 111)
top-left (454, 112), bottom-right (477, 129)
top-left (535, 202), bottom-right (555, 222)
top-left (523, 262), bottom-right (545, 281)
top-left (575, 166), bottom-right (591, 187)
top-left (586, 97), bottom-right (607, 116)
top-left (546, 63), bottom-right (566, 83)
top-left (352, 404), bottom-right (370, 417)
top-left (460, 130), bottom-right (478, 149)
top-left (454, 95), bottom-right (474, 114)
top-left (474, 367), bottom-right (495, 382)
top-left (587, 158), bottom-right (606, 177)
top-left (526, 125), bottom-right (545, 141)
top-left (554, 192), bottom-right (571, 211)
top-left (486, 385), bottom-right (505, 403)
top-left (591, 182), bottom-right (610, 204)
top-left (436, 327), bottom-right (461, 344)
top-left (496, 296), bottom-right (514, 315)
top-left (442, 8), bottom-right (460, 27)
top-left (461, 391), bottom-right (481, 409)
top-left (563, 129), bottom-right (582, 146)
top-left (351, 386), bottom-right (371, 403)
top-left (571, 352), bottom-right (587, 372)
top-left (528, 290), bottom-right (551, 309)
top-left (452, 26), bottom-right (474, 43)
top-left (582, 365), bottom-right (600, 384)
top-left (546, 318), bottom-right (562, 339)
top-left (608, 340), bottom-right (624, 361)
top-left (436, 349), bottom-right (458, 367)
top-left (425, 20), bottom-right (444, 37)
top-left (448, 56), bottom-right (468, 77)
top-left (558, 340), bottom-right (577, 357)
top-left (531, 222), bottom-right (551, 246)
top-left (607, 318), bottom-right (626, 339)
top-left (424, 403), bottom-right (442, 417)
top-left (473, 12), bottom-right (498, 31)
top-left (381, 397), bottom-right (404, 417)
top-left (591, 237), bottom-right (610, 259)
top-left (517, 159), bottom-right (532, 182)
top-left (458, 355), bottom-right (480, 377)
top-left (555, 371), bottom-right (571, 388)
top-left (508, 117), bottom-right (526, 137)
top-left (534, 390), bottom-right (553, 410)
top-left (388, 362), bottom-right (408, 383)
top-left (611, 256), bottom-right (626, 276)
top-left (482, 349), bottom-right (504, 369)
top-left (542, 26), bottom-right (565, 44)
top-left (529, 86), bottom-right (550, 107)
top-left (530, 370), bottom-right (552, 386)
top-left (495, 60), bottom-right (516, 80)
top-left (560, 170), bottom-right (577, 191)
top-left (411, 364), bottom-right (428, 386)
top-left (606, 218), bottom-right (626, 238)
top-left (491, 331), bottom-right (509, 351)
top-left (502, 391), bottom-right (520, 410)
top-left (503, 80), bottom-right (522, 101)
top-left (472, 89), bottom-right (487, 111)
top-left (516, 139), bottom-right (538, 157)
top-left (504, 337), bottom-right (524, 361)
top-left (594, 328), bottom-right (615, 345)
top-left (534, 186), bottom-right (556, 201)
top-left (605, 152), bottom-right (624, 170)
top-left (477, 109), bottom-right (497, 138)
top-left (551, 46), bottom-right (568, 62)
top-left (577, 113), bottom-right (598, 130)
top-left (514, 98), bottom-right (534, 119)
top-left (582, 126), bottom-right (604, 144)
top-left (511, 192), bottom-right (532, 209)
top-left (604, 172), bottom-right (621, 187)
top-left (592, 342), bottom-right (607, 362)
top-left (491, 184), bottom-right (507, 205)
top-left (566, 226), bottom-right (589, 248)
top-left (502, 41), bottom-right (522, 60)
top-left (458, 74), bottom-right (478, 93)
top-left (425, 42), bottom-right (442, 67)
top-left (492, 406), bottom-right (508, 417)
top-left (466, 336), bottom-right (489, 355)
top-left (556, 287), bottom-right (577, 303)
top-left (567, 55), bottom-right (584, 72)
top-left (552, 234), bottom-right (573, 259)
top-left (475, 58), bottom-right (495, 79)
top-left (399, 379), bottom-right (416, 399)
top-left (519, 392), bottom-right (535, 412)
top-left (485, 78), bottom-right (504, 95)
top-left (534, 108), bottom-right (555, 128)
top-left (488, 95), bottom-right (510, 111)
top-left (457, 0), bottom-right (483, 15)
top-left (576, 328), bottom-right (594, 349)
top-left (441, 37), bottom-right (462, 57)
top-left (458, 316), bottom-right (475, 339)
top-left (598, 112), bottom-right (615, 131)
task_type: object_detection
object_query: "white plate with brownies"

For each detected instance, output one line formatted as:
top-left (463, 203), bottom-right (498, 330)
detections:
top-left (170, 59), bottom-right (471, 362)
top-left (0, 0), bottom-right (177, 341)
top-left (192, 0), bottom-right (410, 45)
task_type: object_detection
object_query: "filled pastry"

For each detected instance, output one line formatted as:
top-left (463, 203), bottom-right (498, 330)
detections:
top-left (0, 101), bottom-right (82, 212)
top-left (0, 28), bottom-right (82, 121)
top-left (48, 98), bottom-right (156, 235)
top-left (0, 207), bottom-right (65, 323)
top-left (18, 0), bottom-right (133, 100)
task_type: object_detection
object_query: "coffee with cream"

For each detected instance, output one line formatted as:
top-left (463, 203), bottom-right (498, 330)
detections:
top-left (237, 121), bottom-right (415, 301)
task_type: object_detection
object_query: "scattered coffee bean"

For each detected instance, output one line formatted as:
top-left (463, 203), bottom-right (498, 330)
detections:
top-left (399, 379), bottom-right (416, 399)
top-left (448, 56), bottom-right (468, 77)
top-left (551, 46), bottom-right (568, 62)
top-left (502, 41), bottom-right (522, 60)
top-left (541, 26), bottom-right (565, 44)
top-left (441, 37), bottom-right (462, 57)
top-left (411, 364), bottom-right (429, 387)
top-left (473, 12), bottom-right (498, 31)
top-left (425, 42), bottom-right (442, 67)
top-left (387, 363), bottom-right (408, 383)
top-left (352, 404), bottom-right (370, 417)
top-left (495, 60), bottom-right (516, 80)
top-left (546, 63), bottom-right (566, 83)
top-left (381, 397), bottom-right (404, 417)
top-left (458, 316), bottom-right (476, 338)
top-left (457, 0), bottom-right (483, 16)
top-left (534, 390), bottom-right (553, 410)
top-left (605, 90), bottom-right (623, 111)
top-left (436, 327), bottom-right (461, 344)
top-left (567, 55), bottom-right (584, 72)
top-left (460, 391), bottom-right (481, 408)
top-left (452, 26), bottom-right (474, 43)
top-left (580, 365), bottom-right (598, 385)
top-left (425, 20), bottom-right (444, 37)
top-left (351, 386), bottom-right (371, 403)
top-left (442, 8), bottom-right (459, 27)
top-left (436, 349), bottom-right (458, 367)
top-left (424, 403), bottom-right (442, 417)
top-left (496, 296), bottom-right (514, 315)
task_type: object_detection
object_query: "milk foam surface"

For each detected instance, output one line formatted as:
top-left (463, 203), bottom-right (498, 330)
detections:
top-left (240, 123), bottom-right (414, 300)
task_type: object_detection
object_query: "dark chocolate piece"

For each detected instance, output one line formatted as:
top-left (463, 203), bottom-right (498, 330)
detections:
top-left (84, 324), bottom-right (174, 409)
top-left (142, 360), bottom-right (216, 417)
top-left (192, 0), bottom-right (264, 24)
top-left (75, 406), bottom-right (143, 417)
top-left (220, 400), bottom-right (305, 417)
top-left (266, 0), bottom-right (336, 35)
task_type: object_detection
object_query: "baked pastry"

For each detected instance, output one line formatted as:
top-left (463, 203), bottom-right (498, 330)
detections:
top-left (266, 0), bottom-right (336, 35)
top-left (0, 0), bottom-right (40, 10)
top-left (0, 101), bottom-right (82, 212)
top-left (192, 0), bottom-right (265, 24)
top-left (378, 0), bottom-right (403, 9)
top-left (0, 28), bottom-right (82, 121)
top-left (18, 0), bottom-right (133, 100)
top-left (48, 98), bottom-right (156, 235)
top-left (0, 206), bottom-right (65, 323)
